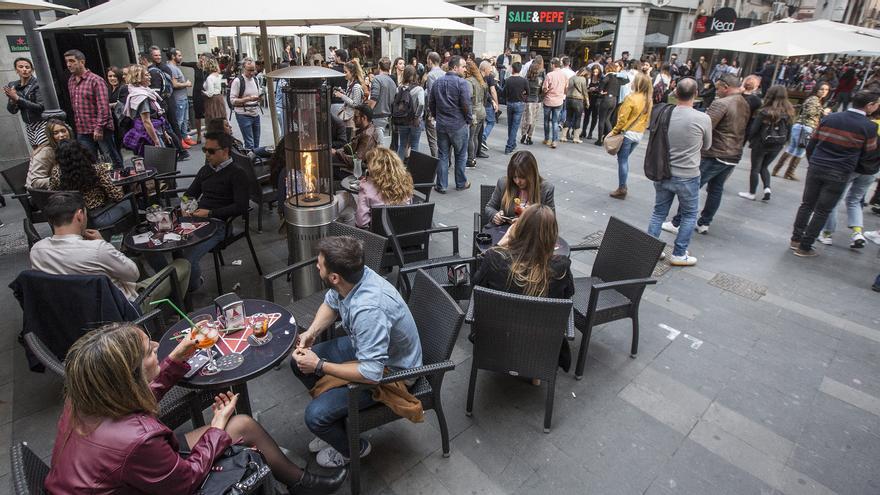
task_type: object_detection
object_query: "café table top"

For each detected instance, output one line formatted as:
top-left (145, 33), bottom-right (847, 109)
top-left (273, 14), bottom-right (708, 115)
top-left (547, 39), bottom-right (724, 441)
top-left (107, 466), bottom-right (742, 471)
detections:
top-left (123, 217), bottom-right (221, 254)
top-left (475, 223), bottom-right (570, 258)
top-left (157, 299), bottom-right (297, 389)
top-left (111, 167), bottom-right (157, 187)
top-left (340, 175), bottom-right (361, 194)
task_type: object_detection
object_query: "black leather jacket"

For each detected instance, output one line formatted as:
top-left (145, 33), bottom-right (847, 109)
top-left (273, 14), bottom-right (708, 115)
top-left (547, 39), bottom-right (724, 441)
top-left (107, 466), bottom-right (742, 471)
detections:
top-left (6, 77), bottom-right (44, 124)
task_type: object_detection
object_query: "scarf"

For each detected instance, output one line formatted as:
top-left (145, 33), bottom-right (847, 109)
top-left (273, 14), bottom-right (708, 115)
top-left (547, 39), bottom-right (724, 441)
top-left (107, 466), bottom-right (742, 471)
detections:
top-left (124, 85), bottom-right (163, 119)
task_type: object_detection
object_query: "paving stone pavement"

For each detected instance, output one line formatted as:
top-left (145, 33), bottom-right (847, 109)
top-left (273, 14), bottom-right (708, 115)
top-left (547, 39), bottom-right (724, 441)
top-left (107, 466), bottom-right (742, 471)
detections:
top-left (2, 110), bottom-right (880, 494)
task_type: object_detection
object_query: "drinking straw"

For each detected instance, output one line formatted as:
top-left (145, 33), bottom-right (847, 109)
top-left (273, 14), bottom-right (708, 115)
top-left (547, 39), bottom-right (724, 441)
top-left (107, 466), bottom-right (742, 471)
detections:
top-left (150, 299), bottom-right (197, 328)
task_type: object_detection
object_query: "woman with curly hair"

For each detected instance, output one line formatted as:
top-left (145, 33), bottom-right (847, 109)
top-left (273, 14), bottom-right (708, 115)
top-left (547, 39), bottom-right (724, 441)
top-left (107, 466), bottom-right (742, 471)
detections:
top-left (354, 147), bottom-right (414, 228)
top-left (49, 139), bottom-right (128, 229)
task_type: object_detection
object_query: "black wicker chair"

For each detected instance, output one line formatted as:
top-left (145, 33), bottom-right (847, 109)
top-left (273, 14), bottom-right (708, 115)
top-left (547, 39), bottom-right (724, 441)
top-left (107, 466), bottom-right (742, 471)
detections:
top-left (375, 204), bottom-right (474, 301)
top-left (211, 208), bottom-right (263, 294)
top-left (467, 285), bottom-right (573, 433)
top-left (569, 216), bottom-right (665, 379)
top-left (27, 187), bottom-right (139, 238)
top-left (345, 269), bottom-right (465, 495)
top-left (237, 153), bottom-right (277, 233)
top-left (10, 442), bottom-right (47, 495)
top-left (143, 144), bottom-right (179, 206)
top-left (405, 151), bottom-right (438, 203)
top-left (2, 160), bottom-right (44, 225)
top-left (472, 184), bottom-right (496, 257)
top-left (22, 218), bottom-right (42, 249)
top-left (263, 222), bottom-right (389, 332)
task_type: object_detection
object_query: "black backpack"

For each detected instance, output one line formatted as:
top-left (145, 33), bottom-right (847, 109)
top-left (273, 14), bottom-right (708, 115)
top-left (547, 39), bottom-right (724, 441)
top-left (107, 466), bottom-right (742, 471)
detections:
top-left (392, 84), bottom-right (417, 125)
top-left (148, 66), bottom-right (172, 101)
top-left (761, 117), bottom-right (788, 146)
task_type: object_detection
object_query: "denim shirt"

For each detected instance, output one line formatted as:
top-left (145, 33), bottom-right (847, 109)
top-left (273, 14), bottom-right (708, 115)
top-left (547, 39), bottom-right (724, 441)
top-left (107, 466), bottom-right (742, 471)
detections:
top-left (430, 72), bottom-right (472, 133)
top-left (324, 267), bottom-right (423, 382)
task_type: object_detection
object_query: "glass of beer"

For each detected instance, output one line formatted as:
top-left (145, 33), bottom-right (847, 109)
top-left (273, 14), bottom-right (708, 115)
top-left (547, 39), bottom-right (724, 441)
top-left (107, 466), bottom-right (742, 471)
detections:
top-left (190, 314), bottom-right (221, 375)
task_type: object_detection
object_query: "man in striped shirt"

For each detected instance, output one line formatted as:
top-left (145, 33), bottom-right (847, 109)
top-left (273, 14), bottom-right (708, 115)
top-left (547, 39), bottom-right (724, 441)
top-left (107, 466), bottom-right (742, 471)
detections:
top-left (790, 90), bottom-right (880, 257)
top-left (64, 49), bottom-right (123, 169)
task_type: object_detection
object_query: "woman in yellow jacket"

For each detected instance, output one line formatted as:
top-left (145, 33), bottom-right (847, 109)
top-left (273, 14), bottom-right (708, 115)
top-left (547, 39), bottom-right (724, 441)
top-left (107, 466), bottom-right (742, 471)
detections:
top-left (609, 72), bottom-right (652, 199)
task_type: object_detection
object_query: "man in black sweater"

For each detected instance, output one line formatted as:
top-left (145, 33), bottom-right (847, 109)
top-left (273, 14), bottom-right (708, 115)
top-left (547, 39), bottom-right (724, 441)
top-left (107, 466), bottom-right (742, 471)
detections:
top-left (790, 90), bottom-right (880, 257)
top-left (181, 131), bottom-right (250, 291)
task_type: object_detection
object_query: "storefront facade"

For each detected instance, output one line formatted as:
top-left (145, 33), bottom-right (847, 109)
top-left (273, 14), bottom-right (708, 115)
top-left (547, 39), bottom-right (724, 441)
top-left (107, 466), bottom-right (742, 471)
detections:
top-left (463, 0), bottom-right (698, 66)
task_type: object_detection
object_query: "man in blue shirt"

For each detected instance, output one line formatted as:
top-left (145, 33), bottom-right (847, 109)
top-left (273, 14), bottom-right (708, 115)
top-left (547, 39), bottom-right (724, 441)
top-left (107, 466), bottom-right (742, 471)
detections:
top-left (429, 55), bottom-right (472, 193)
top-left (292, 236), bottom-right (422, 469)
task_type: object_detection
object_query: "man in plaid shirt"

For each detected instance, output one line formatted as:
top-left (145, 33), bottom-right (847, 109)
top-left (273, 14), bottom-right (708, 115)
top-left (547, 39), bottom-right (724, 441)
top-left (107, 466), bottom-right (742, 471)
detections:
top-left (64, 49), bottom-right (123, 168)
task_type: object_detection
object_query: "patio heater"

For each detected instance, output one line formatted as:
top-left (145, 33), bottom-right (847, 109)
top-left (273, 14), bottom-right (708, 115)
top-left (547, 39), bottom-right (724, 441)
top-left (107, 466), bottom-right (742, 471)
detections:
top-left (270, 66), bottom-right (346, 296)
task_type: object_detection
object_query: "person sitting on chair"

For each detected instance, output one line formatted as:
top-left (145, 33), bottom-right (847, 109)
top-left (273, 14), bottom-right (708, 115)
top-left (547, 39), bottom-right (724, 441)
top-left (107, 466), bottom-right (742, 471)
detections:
top-left (27, 119), bottom-right (71, 189)
top-left (352, 147), bottom-right (413, 229)
top-left (290, 236), bottom-right (423, 469)
top-left (484, 150), bottom-right (555, 225)
top-left (331, 105), bottom-right (381, 179)
top-left (44, 322), bottom-right (347, 494)
top-left (29, 192), bottom-right (189, 310)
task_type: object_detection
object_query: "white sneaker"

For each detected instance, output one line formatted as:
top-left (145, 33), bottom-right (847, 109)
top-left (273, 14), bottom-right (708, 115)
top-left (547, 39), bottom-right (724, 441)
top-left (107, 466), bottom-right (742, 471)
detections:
top-left (817, 231), bottom-right (833, 245)
top-left (308, 437), bottom-right (329, 453)
top-left (850, 231), bottom-right (866, 249)
top-left (737, 192), bottom-right (756, 200)
top-left (669, 252), bottom-right (698, 266)
top-left (316, 440), bottom-right (372, 468)
top-left (695, 225), bottom-right (709, 235)
top-left (661, 221), bottom-right (679, 234)
top-left (864, 230), bottom-right (880, 245)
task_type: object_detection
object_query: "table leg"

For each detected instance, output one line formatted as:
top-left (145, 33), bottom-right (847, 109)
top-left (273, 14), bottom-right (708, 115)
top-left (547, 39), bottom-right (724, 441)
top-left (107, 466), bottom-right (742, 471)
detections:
top-left (231, 383), bottom-right (253, 416)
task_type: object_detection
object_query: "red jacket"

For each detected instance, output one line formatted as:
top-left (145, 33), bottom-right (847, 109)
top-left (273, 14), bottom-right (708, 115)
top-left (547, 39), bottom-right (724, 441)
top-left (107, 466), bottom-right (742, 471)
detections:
top-left (44, 358), bottom-right (232, 494)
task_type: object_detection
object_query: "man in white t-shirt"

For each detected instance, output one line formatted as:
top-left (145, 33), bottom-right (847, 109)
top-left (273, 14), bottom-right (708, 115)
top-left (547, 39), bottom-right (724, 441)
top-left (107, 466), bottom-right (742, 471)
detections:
top-left (229, 57), bottom-right (262, 149)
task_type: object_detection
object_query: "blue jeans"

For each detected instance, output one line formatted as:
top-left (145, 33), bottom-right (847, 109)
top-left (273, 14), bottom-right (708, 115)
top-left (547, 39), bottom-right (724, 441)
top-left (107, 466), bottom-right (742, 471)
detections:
top-left (785, 123), bottom-right (812, 158)
top-left (291, 336), bottom-right (376, 457)
top-left (481, 105), bottom-right (496, 143)
top-left (395, 124), bottom-right (422, 161)
top-left (616, 137), bottom-right (639, 188)
top-left (648, 176), bottom-right (700, 257)
top-left (235, 113), bottom-right (260, 150)
top-left (436, 126), bottom-right (469, 190)
top-left (275, 104), bottom-right (285, 135)
top-left (89, 200), bottom-right (133, 230)
top-left (824, 172), bottom-right (877, 232)
top-left (505, 102), bottom-right (524, 153)
top-left (543, 105), bottom-right (562, 142)
top-left (174, 97), bottom-right (189, 135)
top-left (77, 132), bottom-right (123, 169)
top-left (672, 157), bottom-right (736, 227)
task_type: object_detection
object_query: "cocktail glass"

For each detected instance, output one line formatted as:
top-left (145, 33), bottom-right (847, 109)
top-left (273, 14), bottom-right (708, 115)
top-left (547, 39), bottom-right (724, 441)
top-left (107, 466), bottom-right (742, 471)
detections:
top-left (248, 314), bottom-right (273, 346)
top-left (190, 314), bottom-right (221, 375)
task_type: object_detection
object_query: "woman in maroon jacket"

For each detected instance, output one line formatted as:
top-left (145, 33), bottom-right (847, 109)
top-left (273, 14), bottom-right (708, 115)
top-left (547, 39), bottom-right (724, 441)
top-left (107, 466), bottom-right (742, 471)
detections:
top-left (44, 322), bottom-right (345, 494)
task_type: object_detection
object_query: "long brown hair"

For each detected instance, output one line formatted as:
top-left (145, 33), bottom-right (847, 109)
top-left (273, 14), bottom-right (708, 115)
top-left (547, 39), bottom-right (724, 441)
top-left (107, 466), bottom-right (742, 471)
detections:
top-left (527, 55), bottom-right (544, 79)
top-left (629, 72), bottom-right (654, 117)
top-left (501, 151), bottom-right (543, 213)
top-left (365, 147), bottom-right (413, 205)
top-left (64, 323), bottom-right (158, 429)
top-left (760, 85), bottom-right (796, 123)
top-left (345, 61), bottom-right (365, 88)
top-left (42, 118), bottom-right (72, 150)
top-left (497, 204), bottom-right (559, 297)
top-left (466, 60), bottom-right (486, 88)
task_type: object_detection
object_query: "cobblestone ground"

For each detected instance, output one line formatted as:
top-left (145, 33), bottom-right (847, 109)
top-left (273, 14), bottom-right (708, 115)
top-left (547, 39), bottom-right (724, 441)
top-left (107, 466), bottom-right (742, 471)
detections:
top-left (2, 110), bottom-right (879, 494)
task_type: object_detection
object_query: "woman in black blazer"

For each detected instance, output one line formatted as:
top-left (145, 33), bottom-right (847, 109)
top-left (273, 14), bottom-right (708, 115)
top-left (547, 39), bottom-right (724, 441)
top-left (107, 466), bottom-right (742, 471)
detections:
top-left (484, 150), bottom-right (555, 225)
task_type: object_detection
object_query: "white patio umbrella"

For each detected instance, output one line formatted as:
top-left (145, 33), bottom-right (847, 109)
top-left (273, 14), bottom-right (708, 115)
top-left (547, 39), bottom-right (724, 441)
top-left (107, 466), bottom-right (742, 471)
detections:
top-left (669, 18), bottom-right (880, 57)
top-left (346, 18), bottom-right (482, 35)
top-left (0, 0), bottom-right (76, 13)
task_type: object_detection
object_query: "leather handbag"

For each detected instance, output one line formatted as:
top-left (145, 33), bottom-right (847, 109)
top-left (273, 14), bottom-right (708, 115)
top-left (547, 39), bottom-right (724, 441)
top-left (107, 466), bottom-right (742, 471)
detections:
top-left (604, 102), bottom-right (648, 156)
top-left (196, 445), bottom-right (271, 495)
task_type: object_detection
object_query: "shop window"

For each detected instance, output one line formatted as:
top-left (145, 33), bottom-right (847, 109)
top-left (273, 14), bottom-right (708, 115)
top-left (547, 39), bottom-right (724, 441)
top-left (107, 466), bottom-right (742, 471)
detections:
top-left (643, 10), bottom-right (677, 61)
top-left (564, 9), bottom-right (619, 69)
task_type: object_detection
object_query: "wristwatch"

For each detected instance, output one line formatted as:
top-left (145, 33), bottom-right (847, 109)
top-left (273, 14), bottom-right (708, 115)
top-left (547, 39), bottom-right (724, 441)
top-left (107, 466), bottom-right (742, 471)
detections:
top-left (315, 358), bottom-right (325, 377)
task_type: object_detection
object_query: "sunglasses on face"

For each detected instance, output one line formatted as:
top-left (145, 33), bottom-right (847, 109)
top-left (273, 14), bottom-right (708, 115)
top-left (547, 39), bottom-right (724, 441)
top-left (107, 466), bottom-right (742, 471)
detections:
top-left (203, 147), bottom-right (221, 155)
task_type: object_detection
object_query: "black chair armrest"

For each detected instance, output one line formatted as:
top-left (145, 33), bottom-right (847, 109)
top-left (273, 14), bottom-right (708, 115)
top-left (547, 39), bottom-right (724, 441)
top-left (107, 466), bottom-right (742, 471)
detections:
top-left (132, 308), bottom-right (164, 337)
top-left (346, 360), bottom-right (457, 392)
top-left (591, 278), bottom-right (657, 292)
top-left (11, 192), bottom-right (29, 200)
top-left (263, 256), bottom-right (319, 302)
top-left (400, 256), bottom-right (477, 274)
top-left (133, 265), bottom-right (181, 309)
top-left (154, 170), bottom-right (182, 179)
top-left (396, 225), bottom-right (460, 255)
top-left (569, 243), bottom-right (600, 252)
top-left (413, 182), bottom-right (434, 191)
top-left (23, 332), bottom-right (65, 377)
top-left (90, 192), bottom-right (137, 217)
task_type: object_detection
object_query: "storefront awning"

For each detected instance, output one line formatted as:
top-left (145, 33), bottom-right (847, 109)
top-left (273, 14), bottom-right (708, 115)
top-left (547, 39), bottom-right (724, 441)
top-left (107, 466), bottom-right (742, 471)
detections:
top-left (0, 0), bottom-right (77, 13)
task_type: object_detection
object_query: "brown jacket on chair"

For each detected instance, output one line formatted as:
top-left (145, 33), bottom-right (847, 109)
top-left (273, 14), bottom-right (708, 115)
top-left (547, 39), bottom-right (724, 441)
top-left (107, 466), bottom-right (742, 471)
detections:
top-left (310, 364), bottom-right (425, 423)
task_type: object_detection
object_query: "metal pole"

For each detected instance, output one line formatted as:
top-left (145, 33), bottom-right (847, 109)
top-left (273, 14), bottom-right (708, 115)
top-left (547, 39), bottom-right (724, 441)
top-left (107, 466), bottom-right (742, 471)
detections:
top-left (19, 9), bottom-right (65, 120)
top-left (235, 26), bottom-right (242, 62)
top-left (260, 21), bottom-right (279, 145)
top-left (771, 58), bottom-right (780, 86)
top-left (128, 25), bottom-right (138, 61)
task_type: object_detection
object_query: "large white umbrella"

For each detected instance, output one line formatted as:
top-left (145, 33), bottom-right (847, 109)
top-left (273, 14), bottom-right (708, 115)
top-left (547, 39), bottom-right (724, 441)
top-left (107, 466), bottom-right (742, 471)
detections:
top-left (210, 25), bottom-right (368, 38)
top-left (670, 18), bottom-right (880, 57)
top-left (0, 0), bottom-right (76, 13)
top-left (345, 18), bottom-right (482, 35)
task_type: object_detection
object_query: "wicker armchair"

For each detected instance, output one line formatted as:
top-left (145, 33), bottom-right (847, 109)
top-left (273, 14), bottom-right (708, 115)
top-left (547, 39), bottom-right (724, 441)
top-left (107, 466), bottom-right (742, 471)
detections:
top-left (263, 222), bottom-right (389, 332)
top-left (211, 207), bottom-right (263, 294)
top-left (472, 184), bottom-right (496, 257)
top-left (569, 216), bottom-right (665, 379)
top-left (405, 151), bottom-right (438, 203)
top-left (467, 286), bottom-right (573, 433)
top-left (10, 442), bottom-right (47, 495)
top-left (345, 269), bottom-right (465, 495)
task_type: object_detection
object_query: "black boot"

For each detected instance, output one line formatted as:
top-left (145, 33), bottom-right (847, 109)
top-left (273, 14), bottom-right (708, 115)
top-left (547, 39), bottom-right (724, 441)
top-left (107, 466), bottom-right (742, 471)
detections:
top-left (289, 468), bottom-right (348, 494)
top-left (520, 135), bottom-right (526, 144)
top-left (526, 136), bottom-right (533, 145)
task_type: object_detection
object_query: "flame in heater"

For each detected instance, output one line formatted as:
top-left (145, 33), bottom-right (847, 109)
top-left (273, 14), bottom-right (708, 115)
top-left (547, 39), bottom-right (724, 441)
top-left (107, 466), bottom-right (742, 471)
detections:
top-left (302, 152), bottom-right (317, 199)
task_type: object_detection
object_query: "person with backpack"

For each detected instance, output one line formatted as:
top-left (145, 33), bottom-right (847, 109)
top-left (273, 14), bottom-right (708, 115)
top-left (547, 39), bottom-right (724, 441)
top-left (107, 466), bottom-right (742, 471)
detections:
top-left (738, 86), bottom-right (794, 201)
top-left (229, 58), bottom-right (262, 150)
top-left (653, 64), bottom-right (672, 105)
top-left (142, 49), bottom-right (189, 161)
top-left (392, 66), bottom-right (425, 161)
top-left (646, 78), bottom-right (712, 267)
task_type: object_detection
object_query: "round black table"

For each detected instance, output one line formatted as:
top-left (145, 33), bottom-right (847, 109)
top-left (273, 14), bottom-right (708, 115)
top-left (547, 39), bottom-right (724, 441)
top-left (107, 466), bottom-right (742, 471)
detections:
top-left (340, 175), bottom-right (361, 194)
top-left (475, 223), bottom-right (570, 257)
top-left (157, 299), bottom-right (297, 415)
top-left (123, 217), bottom-right (221, 254)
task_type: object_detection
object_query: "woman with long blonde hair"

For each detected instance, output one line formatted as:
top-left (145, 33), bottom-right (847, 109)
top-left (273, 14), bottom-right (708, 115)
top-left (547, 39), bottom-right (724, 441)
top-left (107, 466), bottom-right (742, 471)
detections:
top-left (484, 150), bottom-right (555, 225)
top-left (202, 56), bottom-right (227, 122)
top-left (608, 71), bottom-right (652, 199)
top-left (465, 60), bottom-right (487, 167)
top-left (44, 323), bottom-right (346, 494)
top-left (355, 147), bottom-right (414, 228)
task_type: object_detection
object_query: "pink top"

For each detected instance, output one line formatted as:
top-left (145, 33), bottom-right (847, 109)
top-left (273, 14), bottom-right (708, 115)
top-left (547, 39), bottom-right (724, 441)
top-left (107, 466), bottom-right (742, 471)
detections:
top-left (542, 69), bottom-right (569, 107)
top-left (355, 179), bottom-right (412, 228)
